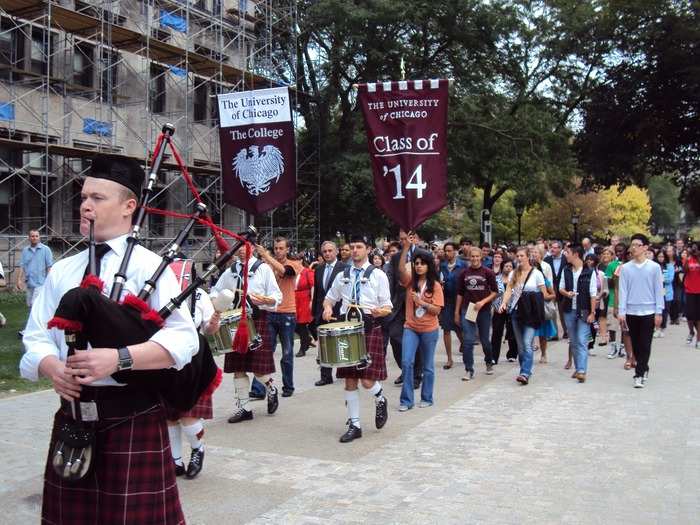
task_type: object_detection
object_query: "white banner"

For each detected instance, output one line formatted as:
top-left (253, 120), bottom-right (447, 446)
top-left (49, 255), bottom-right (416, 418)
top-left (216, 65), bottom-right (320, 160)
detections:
top-left (217, 86), bottom-right (291, 128)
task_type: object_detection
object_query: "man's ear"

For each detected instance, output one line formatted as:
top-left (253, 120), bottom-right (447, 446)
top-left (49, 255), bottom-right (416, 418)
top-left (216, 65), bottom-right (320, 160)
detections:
top-left (124, 197), bottom-right (138, 217)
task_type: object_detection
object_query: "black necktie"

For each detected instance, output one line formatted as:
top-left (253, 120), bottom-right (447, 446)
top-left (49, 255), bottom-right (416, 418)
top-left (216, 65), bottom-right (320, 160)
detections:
top-left (84, 243), bottom-right (111, 278)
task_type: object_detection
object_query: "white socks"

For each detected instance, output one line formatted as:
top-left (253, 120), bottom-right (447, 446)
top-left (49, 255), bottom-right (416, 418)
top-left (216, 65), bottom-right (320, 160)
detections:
top-left (345, 389), bottom-right (360, 428)
top-left (367, 381), bottom-right (384, 403)
top-left (182, 420), bottom-right (204, 450)
top-left (168, 425), bottom-right (183, 465)
top-left (258, 374), bottom-right (276, 393)
top-left (234, 376), bottom-right (251, 411)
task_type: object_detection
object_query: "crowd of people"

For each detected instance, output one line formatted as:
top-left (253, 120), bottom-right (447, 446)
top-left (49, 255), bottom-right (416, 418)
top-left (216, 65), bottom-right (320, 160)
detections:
top-left (14, 154), bottom-right (700, 523)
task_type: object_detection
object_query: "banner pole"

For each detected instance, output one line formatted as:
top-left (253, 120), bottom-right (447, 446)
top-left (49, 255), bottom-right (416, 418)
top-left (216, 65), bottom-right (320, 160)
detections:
top-left (351, 78), bottom-right (454, 90)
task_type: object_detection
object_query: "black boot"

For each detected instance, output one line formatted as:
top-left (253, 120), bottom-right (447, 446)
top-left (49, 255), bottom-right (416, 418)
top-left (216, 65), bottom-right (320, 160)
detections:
top-left (185, 447), bottom-right (204, 479)
top-left (339, 421), bottom-right (362, 443)
top-left (375, 396), bottom-right (388, 429)
top-left (227, 408), bottom-right (253, 423)
top-left (267, 384), bottom-right (279, 415)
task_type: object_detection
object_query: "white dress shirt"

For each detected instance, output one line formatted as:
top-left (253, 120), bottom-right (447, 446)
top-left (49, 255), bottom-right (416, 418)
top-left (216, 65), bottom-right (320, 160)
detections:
top-left (325, 260), bottom-right (392, 316)
top-left (20, 233), bottom-right (199, 384)
top-left (210, 256), bottom-right (282, 312)
top-left (191, 288), bottom-right (215, 330)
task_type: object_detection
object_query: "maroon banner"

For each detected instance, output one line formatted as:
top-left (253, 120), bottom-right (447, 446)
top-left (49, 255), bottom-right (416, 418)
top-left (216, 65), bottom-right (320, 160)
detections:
top-left (217, 87), bottom-right (296, 215)
top-left (358, 79), bottom-right (449, 230)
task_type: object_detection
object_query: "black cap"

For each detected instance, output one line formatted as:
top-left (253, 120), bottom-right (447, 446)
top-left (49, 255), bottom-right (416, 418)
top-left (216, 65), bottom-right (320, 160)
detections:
top-left (89, 155), bottom-right (144, 197)
top-left (349, 234), bottom-right (372, 247)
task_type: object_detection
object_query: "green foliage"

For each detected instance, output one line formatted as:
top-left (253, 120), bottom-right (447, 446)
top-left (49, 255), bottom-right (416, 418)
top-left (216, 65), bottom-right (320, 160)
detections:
top-left (647, 176), bottom-right (681, 234)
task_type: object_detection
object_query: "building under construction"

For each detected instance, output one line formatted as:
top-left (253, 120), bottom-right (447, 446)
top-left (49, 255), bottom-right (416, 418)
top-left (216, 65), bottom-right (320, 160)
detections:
top-left (0, 0), bottom-right (318, 279)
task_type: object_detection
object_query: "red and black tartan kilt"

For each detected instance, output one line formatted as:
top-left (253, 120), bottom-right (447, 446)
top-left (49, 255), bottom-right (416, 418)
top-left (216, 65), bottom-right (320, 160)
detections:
top-left (164, 392), bottom-right (213, 420)
top-left (223, 310), bottom-right (275, 376)
top-left (42, 405), bottom-right (184, 525)
top-left (337, 324), bottom-right (387, 381)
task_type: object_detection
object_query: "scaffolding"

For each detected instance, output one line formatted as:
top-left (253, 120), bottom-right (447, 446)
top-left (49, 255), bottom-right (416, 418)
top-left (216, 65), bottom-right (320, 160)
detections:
top-left (0, 0), bottom-right (316, 279)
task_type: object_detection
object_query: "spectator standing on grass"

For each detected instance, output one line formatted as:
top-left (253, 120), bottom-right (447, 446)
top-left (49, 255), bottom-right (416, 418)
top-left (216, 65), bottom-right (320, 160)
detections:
top-left (0, 259), bottom-right (6, 327)
top-left (16, 230), bottom-right (53, 308)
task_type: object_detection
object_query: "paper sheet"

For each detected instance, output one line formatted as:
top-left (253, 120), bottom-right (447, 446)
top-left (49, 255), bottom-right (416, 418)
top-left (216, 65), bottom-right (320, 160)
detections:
top-left (465, 302), bottom-right (478, 322)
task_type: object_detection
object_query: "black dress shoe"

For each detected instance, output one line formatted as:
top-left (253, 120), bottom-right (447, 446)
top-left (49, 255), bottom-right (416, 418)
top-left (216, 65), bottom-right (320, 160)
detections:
top-left (227, 408), bottom-right (253, 423)
top-left (249, 391), bottom-right (265, 400)
top-left (282, 390), bottom-right (293, 397)
top-left (174, 462), bottom-right (185, 477)
top-left (267, 385), bottom-right (279, 414)
top-left (393, 374), bottom-right (403, 385)
top-left (315, 379), bottom-right (333, 386)
top-left (375, 396), bottom-right (388, 429)
top-left (339, 422), bottom-right (363, 443)
top-left (295, 350), bottom-right (306, 357)
top-left (186, 447), bottom-right (204, 479)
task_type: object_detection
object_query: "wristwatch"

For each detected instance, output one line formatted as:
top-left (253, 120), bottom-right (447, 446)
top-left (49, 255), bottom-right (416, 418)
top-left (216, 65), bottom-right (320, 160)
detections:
top-left (117, 346), bottom-right (133, 371)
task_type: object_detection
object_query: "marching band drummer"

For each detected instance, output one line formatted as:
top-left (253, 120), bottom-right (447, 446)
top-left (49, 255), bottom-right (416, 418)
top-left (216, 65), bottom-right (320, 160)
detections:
top-left (166, 262), bottom-right (222, 480)
top-left (20, 155), bottom-right (199, 524)
top-left (210, 244), bottom-right (283, 424)
top-left (323, 234), bottom-right (393, 443)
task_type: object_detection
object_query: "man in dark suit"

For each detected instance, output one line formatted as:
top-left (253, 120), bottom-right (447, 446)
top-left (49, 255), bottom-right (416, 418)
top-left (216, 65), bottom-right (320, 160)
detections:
top-left (311, 240), bottom-right (348, 386)
top-left (384, 230), bottom-right (423, 388)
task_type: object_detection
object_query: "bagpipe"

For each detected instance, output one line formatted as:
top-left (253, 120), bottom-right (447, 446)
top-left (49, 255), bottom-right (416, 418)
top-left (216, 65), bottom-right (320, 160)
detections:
top-left (48, 124), bottom-right (258, 482)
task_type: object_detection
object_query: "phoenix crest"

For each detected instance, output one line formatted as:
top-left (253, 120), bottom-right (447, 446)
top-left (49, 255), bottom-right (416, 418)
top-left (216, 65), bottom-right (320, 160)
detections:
top-left (232, 145), bottom-right (285, 196)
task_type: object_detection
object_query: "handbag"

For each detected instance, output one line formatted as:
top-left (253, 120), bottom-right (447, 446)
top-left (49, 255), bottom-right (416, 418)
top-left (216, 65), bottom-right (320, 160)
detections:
top-left (544, 299), bottom-right (557, 321)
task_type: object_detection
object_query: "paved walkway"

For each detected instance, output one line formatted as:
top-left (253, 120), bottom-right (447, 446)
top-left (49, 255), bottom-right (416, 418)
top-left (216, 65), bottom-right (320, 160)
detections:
top-left (1, 325), bottom-right (699, 524)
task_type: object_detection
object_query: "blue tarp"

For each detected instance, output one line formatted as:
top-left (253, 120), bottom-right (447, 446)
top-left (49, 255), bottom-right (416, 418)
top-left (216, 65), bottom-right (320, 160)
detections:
top-left (169, 65), bottom-right (187, 77)
top-left (83, 118), bottom-right (112, 137)
top-left (160, 10), bottom-right (187, 33)
top-left (0, 102), bottom-right (15, 121)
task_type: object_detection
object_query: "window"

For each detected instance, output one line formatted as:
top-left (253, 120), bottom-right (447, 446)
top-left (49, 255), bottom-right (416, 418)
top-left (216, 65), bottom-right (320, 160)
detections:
top-left (100, 48), bottom-right (119, 102)
top-left (194, 78), bottom-right (208, 123)
top-left (30, 28), bottom-right (47, 75)
top-left (0, 18), bottom-right (24, 80)
top-left (73, 42), bottom-right (94, 88)
top-left (0, 180), bottom-right (9, 230)
top-left (150, 64), bottom-right (166, 114)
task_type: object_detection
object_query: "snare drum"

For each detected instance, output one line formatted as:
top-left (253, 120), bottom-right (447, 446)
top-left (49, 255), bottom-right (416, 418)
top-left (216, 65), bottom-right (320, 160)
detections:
top-left (318, 321), bottom-right (368, 368)
top-left (213, 309), bottom-right (257, 352)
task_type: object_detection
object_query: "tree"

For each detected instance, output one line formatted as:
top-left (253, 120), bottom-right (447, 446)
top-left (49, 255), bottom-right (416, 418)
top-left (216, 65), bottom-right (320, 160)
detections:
top-left (576, 1), bottom-right (700, 194)
top-left (647, 175), bottom-right (681, 235)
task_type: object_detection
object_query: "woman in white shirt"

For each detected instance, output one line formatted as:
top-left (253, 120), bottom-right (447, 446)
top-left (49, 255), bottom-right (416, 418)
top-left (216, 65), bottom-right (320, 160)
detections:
top-left (499, 247), bottom-right (549, 385)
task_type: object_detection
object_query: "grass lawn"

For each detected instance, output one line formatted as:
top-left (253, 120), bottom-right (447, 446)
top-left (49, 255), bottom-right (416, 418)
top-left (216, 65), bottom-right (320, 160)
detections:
top-left (0, 293), bottom-right (51, 397)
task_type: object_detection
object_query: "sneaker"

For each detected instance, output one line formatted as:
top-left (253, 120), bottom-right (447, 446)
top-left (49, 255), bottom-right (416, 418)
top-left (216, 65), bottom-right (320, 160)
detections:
top-left (418, 401), bottom-right (433, 408)
top-left (607, 343), bottom-right (617, 359)
top-left (398, 405), bottom-right (411, 412)
top-left (618, 345), bottom-right (626, 358)
top-left (659, 330), bottom-right (665, 338)
top-left (186, 446), bottom-right (205, 479)
top-left (227, 408), bottom-right (253, 423)
top-left (516, 375), bottom-right (529, 385)
top-left (588, 349), bottom-right (597, 357)
top-left (687, 334), bottom-right (695, 345)
top-left (653, 329), bottom-right (660, 338)
top-left (485, 363), bottom-right (494, 375)
top-left (634, 376), bottom-right (644, 388)
top-left (642, 372), bottom-right (648, 385)
top-left (507, 358), bottom-right (515, 362)
top-left (469, 369), bottom-right (475, 380)
top-left (375, 396), bottom-right (388, 429)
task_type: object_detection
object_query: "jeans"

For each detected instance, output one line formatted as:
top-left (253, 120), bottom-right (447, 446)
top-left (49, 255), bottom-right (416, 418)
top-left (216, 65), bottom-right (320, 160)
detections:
top-left (400, 328), bottom-right (438, 407)
top-left (268, 312), bottom-right (296, 392)
top-left (563, 310), bottom-right (591, 373)
top-left (460, 308), bottom-right (493, 372)
top-left (511, 314), bottom-right (537, 377)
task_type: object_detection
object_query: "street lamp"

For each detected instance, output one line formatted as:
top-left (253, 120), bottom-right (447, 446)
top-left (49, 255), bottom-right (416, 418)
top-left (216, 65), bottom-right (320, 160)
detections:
top-left (571, 213), bottom-right (580, 244)
top-left (515, 204), bottom-right (524, 245)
